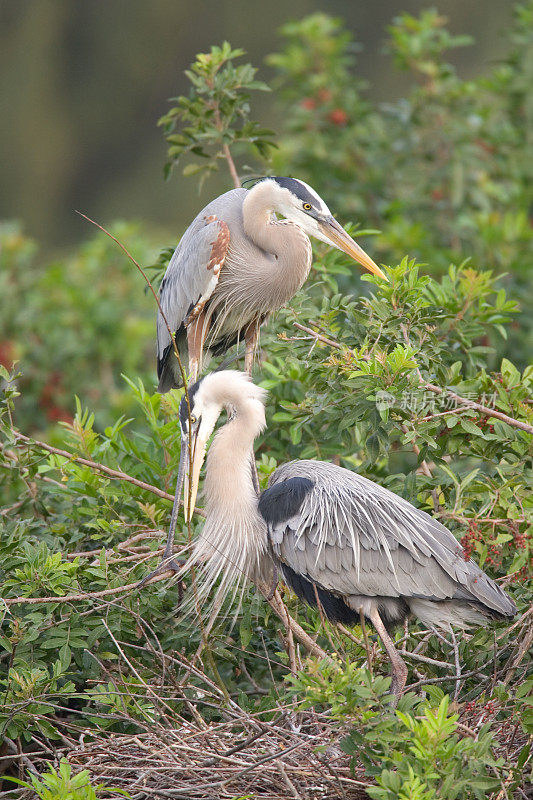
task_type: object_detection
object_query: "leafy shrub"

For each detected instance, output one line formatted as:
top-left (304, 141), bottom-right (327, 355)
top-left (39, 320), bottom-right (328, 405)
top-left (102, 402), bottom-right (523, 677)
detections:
top-left (1, 5), bottom-right (532, 797)
top-left (289, 664), bottom-right (505, 799)
top-left (7, 758), bottom-right (128, 799)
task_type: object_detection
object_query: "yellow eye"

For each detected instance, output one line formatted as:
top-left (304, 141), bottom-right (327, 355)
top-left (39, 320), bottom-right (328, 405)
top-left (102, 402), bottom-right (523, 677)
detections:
top-left (303, 203), bottom-right (312, 211)
top-left (189, 414), bottom-right (197, 425)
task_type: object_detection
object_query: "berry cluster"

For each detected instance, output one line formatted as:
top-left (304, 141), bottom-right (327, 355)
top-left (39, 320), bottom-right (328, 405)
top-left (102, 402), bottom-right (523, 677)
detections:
top-left (460, 521), bottom-right (482, 562)
top-left (300, 89), bottom-right (349, 126)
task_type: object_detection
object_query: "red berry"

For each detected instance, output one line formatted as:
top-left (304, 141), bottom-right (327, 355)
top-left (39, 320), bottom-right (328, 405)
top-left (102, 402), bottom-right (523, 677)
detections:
top-left (328, 108), bottom-right (348, 126)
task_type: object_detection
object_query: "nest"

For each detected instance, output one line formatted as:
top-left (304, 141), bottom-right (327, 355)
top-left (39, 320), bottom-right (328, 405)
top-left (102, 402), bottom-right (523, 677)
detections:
top-left (68, 716), bottom-right (369, 800)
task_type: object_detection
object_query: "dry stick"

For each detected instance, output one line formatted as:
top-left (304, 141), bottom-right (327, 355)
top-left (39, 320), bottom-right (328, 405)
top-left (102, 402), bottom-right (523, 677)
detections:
top-left (424, 382), bottom-right (533, 435)
top-left (2, 571), bottom-right (175, 606)
top-left (8, 431), bottom-right (204, 515)
top-left (293, 321), bottom-right (533, 436)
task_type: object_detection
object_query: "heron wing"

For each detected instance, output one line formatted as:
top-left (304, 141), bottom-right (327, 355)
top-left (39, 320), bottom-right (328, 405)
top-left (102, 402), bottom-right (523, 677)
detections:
top-left (259, 460), bottom-right (514, 617)
top-left (157, 215), bottom-right (230, 391)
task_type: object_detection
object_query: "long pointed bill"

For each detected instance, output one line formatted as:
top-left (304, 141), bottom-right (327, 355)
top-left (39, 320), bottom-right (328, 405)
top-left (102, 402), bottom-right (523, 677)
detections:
top-left (319, 216), bottom-right (387, 280)
top-left (184, 432), bottom-right (207, 523)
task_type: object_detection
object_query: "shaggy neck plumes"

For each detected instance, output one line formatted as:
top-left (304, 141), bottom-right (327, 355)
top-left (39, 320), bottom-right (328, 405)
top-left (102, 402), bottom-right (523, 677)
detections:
top-left (185, 380), bottom-right (270, 622)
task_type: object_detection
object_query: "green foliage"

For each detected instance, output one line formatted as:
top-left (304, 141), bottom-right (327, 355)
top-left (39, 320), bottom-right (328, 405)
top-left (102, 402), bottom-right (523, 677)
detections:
top-left (290, 662), bottom-right (504, 799)
top-left (352, 694), bottom-right (503, 800)
top-left (7, 758), bottom-right (129, 799)
top-left (159, 41), bottom-right (276, 183)
top-left (269, 4), bottom-right (533, 365)
top-left (0, 221), bottom-right (156, 435)
top-left (1, 5), bottom-right (532, 797)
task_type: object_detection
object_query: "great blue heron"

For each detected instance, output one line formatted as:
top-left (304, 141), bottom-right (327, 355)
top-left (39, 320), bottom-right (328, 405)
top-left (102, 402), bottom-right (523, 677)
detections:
top-left (156, 177), bottom-right (385, 390)
top-left (169, 370), bottom-right (516, 697)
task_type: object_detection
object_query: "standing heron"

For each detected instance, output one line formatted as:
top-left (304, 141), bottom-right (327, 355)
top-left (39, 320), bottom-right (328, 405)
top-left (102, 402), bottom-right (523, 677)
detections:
top-left (169, 370), bottom-right (516, 697)
top-left (156, 177), bottom-right (385, 390)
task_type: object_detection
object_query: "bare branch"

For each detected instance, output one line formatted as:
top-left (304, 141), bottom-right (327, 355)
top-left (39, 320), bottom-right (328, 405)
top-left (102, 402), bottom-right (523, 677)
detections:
top-left (7, 432), bottom-right (205, 516)
top-left (3, 571), bottom-right (175, 607)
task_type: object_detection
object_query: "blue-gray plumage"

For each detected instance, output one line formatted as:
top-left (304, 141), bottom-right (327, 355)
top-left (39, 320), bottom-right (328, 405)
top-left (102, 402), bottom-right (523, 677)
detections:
top-left (261, 461), bottom-right (515, 629)
top-left (167, 371), bottom-right (516, 697)
top-left (156, 178), bottom-right (385, 391)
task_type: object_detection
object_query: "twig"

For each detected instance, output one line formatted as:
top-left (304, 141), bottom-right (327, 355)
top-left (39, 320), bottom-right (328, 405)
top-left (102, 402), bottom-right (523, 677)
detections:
top-left (400, 423), bottom-right (433, 478)
top-left (7, 432), bottom-right (205, 517)
top-left (2, 570), bottom-right (175, 606)
top-left (406, 667), bottom-right (488, 692)
top-left (293, 322), bottom-right (342, 350)
top-left (223, 145), bottom-right (241, 189)
top-left (424, 382), bottom-right (533, 436)
top-left (400, 649), bottom-right (456, 671)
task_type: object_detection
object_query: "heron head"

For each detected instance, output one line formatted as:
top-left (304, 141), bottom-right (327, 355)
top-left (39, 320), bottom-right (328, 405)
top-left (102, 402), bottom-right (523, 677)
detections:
top-left (177, 372), bottom-right (266, 521)
top-left (256, 177), bottom-right (387, 281)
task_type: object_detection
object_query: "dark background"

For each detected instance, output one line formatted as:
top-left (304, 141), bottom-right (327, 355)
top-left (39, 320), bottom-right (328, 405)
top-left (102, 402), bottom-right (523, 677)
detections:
top-left (0, 1), bottom-right (514, 252)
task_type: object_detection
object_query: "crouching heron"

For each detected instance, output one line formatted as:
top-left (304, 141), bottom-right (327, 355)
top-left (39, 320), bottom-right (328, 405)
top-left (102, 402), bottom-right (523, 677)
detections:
top-left (156, 177), bottom-right (385, 390)
top-left (163, 370), bottom-right (516, 697)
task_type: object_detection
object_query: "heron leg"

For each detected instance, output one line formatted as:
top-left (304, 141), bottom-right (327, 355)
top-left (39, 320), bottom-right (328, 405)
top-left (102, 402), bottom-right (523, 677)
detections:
top-left (244, 321), bottom-right (259, 376)
top-left (186, 309), bottom-right (206, 383)
top-left (368, 607), bottom-right (408, 703)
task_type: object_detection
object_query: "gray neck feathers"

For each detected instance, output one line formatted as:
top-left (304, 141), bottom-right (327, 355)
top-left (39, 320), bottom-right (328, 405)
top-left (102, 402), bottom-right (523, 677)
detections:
top-left (242, 183), bottom-right (312, 303)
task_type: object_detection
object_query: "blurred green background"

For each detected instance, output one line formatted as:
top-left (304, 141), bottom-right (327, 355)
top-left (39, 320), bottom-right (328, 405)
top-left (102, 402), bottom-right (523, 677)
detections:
top-left (0, 0), bottom-right (515, 252)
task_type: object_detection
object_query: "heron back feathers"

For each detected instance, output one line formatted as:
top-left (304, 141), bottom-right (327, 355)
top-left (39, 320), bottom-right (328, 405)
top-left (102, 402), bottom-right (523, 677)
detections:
top-left (261, 459), bottom-right (516, 628)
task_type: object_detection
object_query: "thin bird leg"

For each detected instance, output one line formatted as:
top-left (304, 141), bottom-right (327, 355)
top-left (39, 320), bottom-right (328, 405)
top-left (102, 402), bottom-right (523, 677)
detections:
top-left (244, 321), bottom-right (258, 376)
top-left (359, 610), bottom-right (373, 676)
top-left (186, 309), bottom-right (206, 383)
top-left (266, 562), bottom-right (279, 601)
top-left (368, 607), bottom-right (408, 703)
top-left (450, 627), bottom-right (462, 700)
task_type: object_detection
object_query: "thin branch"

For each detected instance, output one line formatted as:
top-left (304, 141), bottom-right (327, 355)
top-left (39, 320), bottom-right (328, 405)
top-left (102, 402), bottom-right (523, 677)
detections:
top-left (211, 102), bottom-right (241, 188)
top-left (2, 571), bottom-right (175, 607)
top-left (223, 144), bottom-right (241, 189)
top-left (292, 322), bottom-right (342, 350)
top-left (7, 432), bottom-right (204, 516)
top-left (424, 382), bottom-right (533, 435)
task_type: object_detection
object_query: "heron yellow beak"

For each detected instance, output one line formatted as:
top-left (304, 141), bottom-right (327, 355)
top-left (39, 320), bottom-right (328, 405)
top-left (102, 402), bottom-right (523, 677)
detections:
top-left (184, 433), bottom-right (207, 523)
top-left (319, 217), bottom-right (387, 281)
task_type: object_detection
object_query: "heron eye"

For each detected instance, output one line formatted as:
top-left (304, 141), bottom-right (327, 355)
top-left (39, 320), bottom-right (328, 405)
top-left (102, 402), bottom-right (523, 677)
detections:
top-left (303, 203), bottom-right (312, 211)
top-left (189, 414), bottom-right (197, 425)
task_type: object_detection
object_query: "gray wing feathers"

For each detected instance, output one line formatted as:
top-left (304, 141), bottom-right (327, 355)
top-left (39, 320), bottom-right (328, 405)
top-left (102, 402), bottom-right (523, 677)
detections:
top-left (157, 220), bottom-right (224, 362)
top-left (268, 460), bottom-right (515, 617)
top-left (156, 188), bottom-right (246, 390)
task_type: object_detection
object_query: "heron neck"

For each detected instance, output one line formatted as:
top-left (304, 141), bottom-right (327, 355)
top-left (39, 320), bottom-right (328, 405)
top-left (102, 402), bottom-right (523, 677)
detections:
top-left (204, 399), bottom-right (263, 518)
top-left (193, 397), bottom-right (268, 598)
top-left (242, 185), bottom-right (312, 292)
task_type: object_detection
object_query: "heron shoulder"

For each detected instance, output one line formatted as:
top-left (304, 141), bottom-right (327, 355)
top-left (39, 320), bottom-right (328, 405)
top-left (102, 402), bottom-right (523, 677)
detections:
top-left (258, 475), bottom-right (314, 526)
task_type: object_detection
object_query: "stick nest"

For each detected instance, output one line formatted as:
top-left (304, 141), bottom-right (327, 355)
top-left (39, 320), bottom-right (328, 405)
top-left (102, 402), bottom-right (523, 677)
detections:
top-left (68, 716), bottom-right (369, 800)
